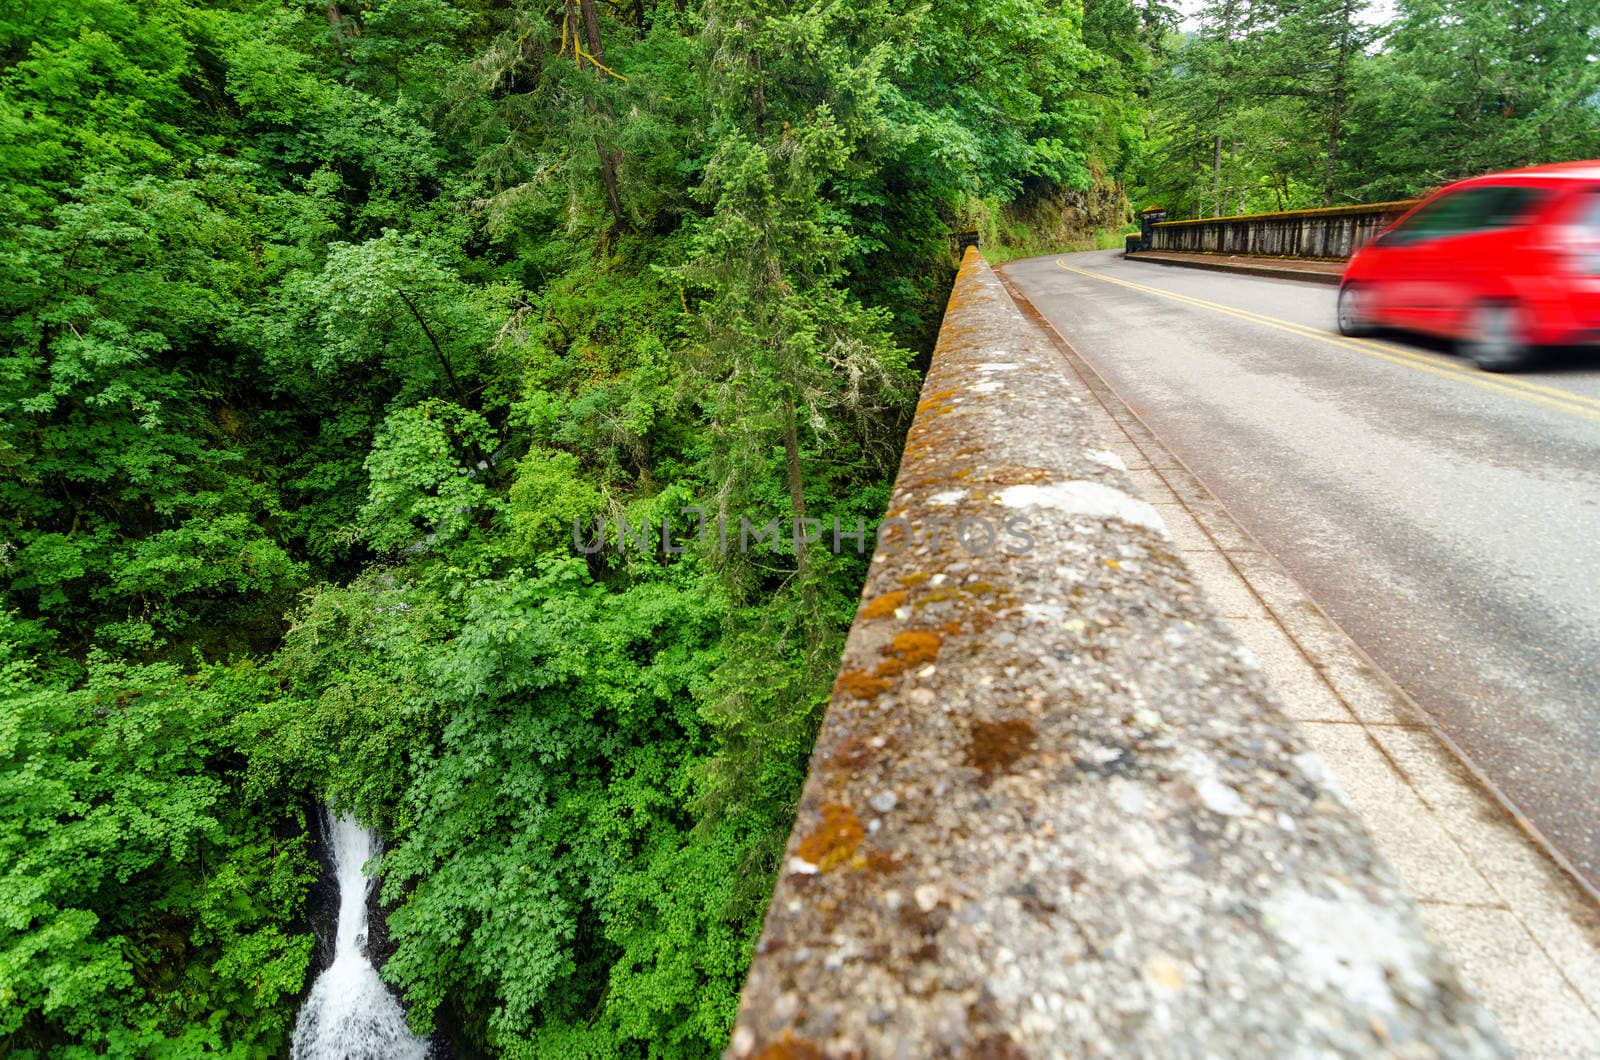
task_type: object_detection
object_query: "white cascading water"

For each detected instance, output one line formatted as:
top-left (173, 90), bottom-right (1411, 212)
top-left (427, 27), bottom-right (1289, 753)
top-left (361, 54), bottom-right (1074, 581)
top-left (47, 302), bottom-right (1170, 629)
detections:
top-left (291, 811), bottom-right (429, 1060)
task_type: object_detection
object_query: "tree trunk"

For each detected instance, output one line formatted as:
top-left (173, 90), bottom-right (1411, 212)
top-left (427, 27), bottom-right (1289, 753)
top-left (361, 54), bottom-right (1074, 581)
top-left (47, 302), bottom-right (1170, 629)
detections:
top-left (782, 397), bottom-right (809, 582)
top-left (579, 0), bottom-right (605, 62)
top-left (1212, 134), bottom-right (1224, 218)
top-left (394, 288), bottom-right (465, 404)
top-left (1191, 147), bottom-right (1204, 219)
top-left (326, 1), bottom-right (349, 62)
top-left (1323, 0), bottom-right (1357, 207)
top-left (750, 54), bottom-right (767, 129)
top-left (577, 0), bottom-right (627, 228)
top-left (1232, 139), bottom-right (1243, 215)
top-left (781, 396), bottom-right (821, 651)
top-left (1323, 96), bottom-right (1343, 207)
top-left (595, 141), bottom-right (625, 226)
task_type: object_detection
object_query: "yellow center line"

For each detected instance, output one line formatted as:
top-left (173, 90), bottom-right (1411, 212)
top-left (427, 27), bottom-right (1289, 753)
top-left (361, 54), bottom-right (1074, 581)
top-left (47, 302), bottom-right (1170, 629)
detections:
top-left (1054, 260), bottom-right (1600, 423)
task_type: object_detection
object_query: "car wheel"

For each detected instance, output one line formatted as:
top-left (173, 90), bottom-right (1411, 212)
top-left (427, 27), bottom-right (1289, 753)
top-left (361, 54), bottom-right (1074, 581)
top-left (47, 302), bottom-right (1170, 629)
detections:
top-left (1460, 300), bottom-right (1535, 372)
top-left (1336, 284), bottom-right (1373, 336)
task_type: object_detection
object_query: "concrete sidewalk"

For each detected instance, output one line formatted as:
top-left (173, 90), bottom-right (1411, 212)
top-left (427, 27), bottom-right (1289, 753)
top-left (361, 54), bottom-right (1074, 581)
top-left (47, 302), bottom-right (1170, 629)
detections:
top-left (1125, 250), bottom-right (1344, 285)
top-left (1004, 275), bottom-right (1600, 1058)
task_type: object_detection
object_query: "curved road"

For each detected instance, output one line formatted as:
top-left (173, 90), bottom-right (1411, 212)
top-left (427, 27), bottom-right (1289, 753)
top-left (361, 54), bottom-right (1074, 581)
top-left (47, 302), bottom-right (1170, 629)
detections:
top-left (1002, 249), bottom-right (1600, 889)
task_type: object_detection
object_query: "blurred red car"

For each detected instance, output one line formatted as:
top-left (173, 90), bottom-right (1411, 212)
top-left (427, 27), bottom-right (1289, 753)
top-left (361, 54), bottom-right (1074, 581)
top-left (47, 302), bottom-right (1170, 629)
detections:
top-left (1337, 161), bottom-right (1600, 371)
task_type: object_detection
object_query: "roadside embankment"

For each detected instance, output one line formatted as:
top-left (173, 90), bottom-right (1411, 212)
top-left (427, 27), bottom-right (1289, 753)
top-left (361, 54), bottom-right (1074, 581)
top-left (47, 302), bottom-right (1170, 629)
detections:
top-left (726, 248), bottom-right (1505, 1058)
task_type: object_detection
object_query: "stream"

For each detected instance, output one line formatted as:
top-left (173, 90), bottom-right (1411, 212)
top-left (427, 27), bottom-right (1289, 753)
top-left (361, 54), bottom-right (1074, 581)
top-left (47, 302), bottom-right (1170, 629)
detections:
top-left (291, 810), bottom-right (429, 1060)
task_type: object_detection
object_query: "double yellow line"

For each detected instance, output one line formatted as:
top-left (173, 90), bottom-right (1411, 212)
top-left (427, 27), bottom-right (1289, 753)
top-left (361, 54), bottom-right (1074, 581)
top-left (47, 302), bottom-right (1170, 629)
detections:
top-left (1054, 260), bottom-right (1600, 423)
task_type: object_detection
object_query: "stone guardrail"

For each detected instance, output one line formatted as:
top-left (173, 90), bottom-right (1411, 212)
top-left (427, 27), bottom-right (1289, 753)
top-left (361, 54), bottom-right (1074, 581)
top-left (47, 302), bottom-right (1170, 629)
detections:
top-left (1145, 201), bottom-right (1417, 259)
top-left (725, 248), bottom-right (1505, 1058)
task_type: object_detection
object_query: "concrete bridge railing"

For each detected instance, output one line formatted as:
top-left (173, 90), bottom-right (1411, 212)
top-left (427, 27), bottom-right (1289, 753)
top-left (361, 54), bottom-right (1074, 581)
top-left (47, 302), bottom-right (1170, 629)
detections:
top-left (1146, 200), bottom-right (1417, 259)
top-left (725, 248), bottom-right (1505, 1058)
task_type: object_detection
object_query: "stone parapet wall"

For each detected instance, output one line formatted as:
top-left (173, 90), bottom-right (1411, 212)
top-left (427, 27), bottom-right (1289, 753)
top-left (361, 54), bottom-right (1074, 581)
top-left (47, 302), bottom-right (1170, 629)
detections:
top-left (726, 248), bottom-right (1505, 1058)
top-left (1149, 201), bottom-right (1417, 259)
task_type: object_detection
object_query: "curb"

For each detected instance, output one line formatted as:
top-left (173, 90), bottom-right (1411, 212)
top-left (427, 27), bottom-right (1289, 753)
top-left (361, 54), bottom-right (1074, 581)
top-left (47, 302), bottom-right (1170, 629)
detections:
top-left (1124, 251), bottom-right (1343, 286)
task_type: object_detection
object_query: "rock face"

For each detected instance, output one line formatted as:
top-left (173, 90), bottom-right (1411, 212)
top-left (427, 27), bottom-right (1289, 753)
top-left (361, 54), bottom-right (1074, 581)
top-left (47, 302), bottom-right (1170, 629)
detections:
top-left (725, 249), bottom-right (1508, 1059)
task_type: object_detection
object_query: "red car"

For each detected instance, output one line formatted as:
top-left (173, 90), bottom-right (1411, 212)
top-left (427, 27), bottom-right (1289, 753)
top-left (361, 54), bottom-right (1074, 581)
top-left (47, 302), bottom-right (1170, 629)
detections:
top-left (1337, 160), bottom-right (1600, 371)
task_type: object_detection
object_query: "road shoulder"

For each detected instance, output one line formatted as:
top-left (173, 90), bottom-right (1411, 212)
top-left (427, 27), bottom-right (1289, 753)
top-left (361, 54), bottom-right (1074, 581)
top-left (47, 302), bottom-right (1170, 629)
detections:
top-left (997, 262), bottom-right (1600, 1058)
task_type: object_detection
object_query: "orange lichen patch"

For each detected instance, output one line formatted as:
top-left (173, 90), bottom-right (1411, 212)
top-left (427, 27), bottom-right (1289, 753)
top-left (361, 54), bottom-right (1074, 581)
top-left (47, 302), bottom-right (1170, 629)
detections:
top-left (967, 718), bottom-right (1037, 773)
top-left (825, 735), bottom-right (878, 769)
top-left (972, 1033), bottom-right (1030, 1060)
top-left (864, 848), bottom-right (904, 875)
top-left (860, 590), bottom-right (909, 619)
top-left (896, 468), bottom-right (968, 492)
top-left (912, 587), bottom-right (958, 607)
top-left (958, 602), bottom-right (1008, 636)
top-left (752, 1034), bottom-right (823, 1060)
top-left (795, 803), bottom-right (865, 872)
top-left (872, 656), bottom-right (909, 680)
top-left (882, 630), bottom-right (942, 666)
top-left (899, 571), bottom-right (931, 587)
top-left (835, 669), bottom-right (890, 699)
top-left (989, 466), bottom-right (1052, 485)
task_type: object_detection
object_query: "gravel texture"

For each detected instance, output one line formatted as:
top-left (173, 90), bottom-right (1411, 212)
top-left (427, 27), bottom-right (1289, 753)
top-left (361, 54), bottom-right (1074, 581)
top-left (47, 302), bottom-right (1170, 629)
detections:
top-left (725, 249), bottom-right (1507, 1059)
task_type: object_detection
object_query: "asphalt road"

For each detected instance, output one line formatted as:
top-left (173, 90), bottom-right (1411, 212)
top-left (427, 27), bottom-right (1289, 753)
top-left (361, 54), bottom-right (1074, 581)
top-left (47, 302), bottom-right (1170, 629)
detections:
top-left (1002, 249), bottom-right (1600, 890)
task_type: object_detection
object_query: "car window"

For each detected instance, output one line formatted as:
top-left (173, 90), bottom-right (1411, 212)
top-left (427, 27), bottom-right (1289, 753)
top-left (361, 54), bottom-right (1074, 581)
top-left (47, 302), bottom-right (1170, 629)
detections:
top-left (1391, 185), bottom-right (1547, 242)
top-left (1397, 188), bottom-right (1497, 237)
top-left (1575, 191), bottom-right (1600, 230)
top-left (1481, 186), bottom-right (1548, 226)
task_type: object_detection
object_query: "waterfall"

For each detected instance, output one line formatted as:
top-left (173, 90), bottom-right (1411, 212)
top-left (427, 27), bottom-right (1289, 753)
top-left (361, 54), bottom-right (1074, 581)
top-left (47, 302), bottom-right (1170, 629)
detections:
top-left (292, 811), bottom-right (429, 1060)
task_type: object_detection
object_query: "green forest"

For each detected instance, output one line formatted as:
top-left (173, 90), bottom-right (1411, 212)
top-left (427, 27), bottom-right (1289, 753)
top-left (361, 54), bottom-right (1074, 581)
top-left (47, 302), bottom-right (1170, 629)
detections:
top-left (1, 0), bottom-right (1595, 1055)
top-left (1136, 0), bottom-right (1600, 216)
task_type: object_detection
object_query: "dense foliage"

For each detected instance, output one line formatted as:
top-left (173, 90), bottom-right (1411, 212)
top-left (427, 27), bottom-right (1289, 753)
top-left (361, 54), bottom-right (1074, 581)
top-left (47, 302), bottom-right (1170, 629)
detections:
top-left (8, 0), bottom-right (1593, 1053)
top-left (1134, 0), bottom-right (1600, 216)
top-left (0, 0), bottom-right (1145, 1054)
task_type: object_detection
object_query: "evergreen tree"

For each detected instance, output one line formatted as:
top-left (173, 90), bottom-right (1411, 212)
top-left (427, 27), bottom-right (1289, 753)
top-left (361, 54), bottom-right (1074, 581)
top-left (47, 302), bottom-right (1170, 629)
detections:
top-left (1342, 0), bottom-right (1600, 199)
top-left (2, 0), bottom-right (1144, 1053)
top-left (1254, 0), bottom-right (1372, 205)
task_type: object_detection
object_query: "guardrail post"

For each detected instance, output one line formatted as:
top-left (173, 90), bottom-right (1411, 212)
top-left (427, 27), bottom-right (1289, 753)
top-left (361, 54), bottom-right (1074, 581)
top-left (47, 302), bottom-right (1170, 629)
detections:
top-left (1137, 206), bottom-right (1167, 251)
